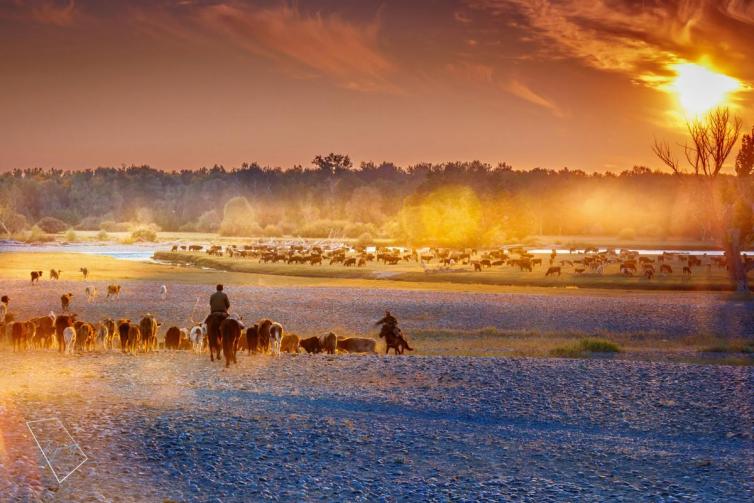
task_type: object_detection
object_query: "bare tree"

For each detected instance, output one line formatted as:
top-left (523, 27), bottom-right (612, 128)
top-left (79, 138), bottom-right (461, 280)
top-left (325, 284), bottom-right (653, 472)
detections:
top-left (653, 107), bottom-right (751, 293)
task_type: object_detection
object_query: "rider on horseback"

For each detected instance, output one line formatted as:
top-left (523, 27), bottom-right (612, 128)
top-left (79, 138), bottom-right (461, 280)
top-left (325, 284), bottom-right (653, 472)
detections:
top-left (375, 310), bottom-right (414, 354)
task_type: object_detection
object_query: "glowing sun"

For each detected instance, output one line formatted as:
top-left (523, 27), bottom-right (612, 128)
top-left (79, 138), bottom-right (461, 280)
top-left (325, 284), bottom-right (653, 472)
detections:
top-left (670, 63), bottom-right (741, 117)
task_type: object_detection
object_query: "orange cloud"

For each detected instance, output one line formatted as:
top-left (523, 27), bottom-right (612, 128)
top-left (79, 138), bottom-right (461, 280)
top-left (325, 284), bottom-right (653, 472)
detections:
top-left (503, 79), bottom-right (564, 117)
top-left (126, 2), bottom-right (396, 93)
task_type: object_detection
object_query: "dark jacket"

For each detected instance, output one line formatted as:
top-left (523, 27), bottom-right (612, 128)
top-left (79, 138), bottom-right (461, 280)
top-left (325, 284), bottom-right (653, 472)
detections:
top-left (210, 291), bottom-right (230, 313)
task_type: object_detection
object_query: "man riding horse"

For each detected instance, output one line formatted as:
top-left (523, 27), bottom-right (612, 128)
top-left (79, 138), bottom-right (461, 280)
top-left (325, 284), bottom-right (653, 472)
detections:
top-left (375, 310), bottom-right (414, 354)
top-left (205, 284), bottom-right (230, 362)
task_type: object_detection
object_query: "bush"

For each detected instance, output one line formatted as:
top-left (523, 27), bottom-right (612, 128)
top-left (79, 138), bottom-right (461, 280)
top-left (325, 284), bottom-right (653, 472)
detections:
top-left (36, 216), bottom-right (69, 233)
top-left (26, 225), bottom-right (54, 243)
top-left (550, 338), bottom-right (621, 358)
top-left (64, 228), bottom-right (78, 242)
top-left (96, 230), bottom-right (109, 241)
top-left (129, 227), bottom-right (158, 242)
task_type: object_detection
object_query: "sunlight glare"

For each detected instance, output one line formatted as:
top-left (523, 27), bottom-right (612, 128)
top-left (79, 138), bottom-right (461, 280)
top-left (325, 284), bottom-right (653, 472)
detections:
top-left (670, 63), bottom-right (741, 117)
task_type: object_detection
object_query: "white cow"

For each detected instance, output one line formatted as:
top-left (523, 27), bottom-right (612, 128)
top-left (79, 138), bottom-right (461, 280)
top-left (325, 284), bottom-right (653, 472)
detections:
top-left (159, 285), bottom-right (167, 300)
top-left (63, 326), bottom-right (77, 355)
top-left (189, 324), bottom-right (206, 353)
top-left (269, 322), bottom-right (283, 356)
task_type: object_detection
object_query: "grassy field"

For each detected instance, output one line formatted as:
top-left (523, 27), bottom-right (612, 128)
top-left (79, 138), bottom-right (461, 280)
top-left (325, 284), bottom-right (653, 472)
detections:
top-left (155, 250), bottom-right (752, 292)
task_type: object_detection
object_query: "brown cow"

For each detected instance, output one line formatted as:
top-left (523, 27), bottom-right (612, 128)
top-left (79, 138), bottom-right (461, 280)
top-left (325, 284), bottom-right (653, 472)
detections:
top-left (139, 314), bottom-right (159, 352)
top-left (30, 313), bottom-right (55, 349)
top-left (55, 314), bottom-right (77, 352)
top-left (299, 336), bottom-right (322, 354)
top-left (280, 333), bottom-right (300, 353)
top-left (50, 269), bottom-right (61, 280)
top-left (106, 285), bottom-right (121, 300)
top-left (127, 324), bottom-right (141, 353)
top-left (336, 337), bottom-right (377, 354)
top-left (31, 270), bottom-right (43, 284)
top-left (117, 319), bottom-right (131, 352)
top-left (545, 266), bottom-right (561, 277)
top-left (221, 317), bottom-right (243, 367)
top-left (319, 332), bottom-right (337, 355)
top-left (245, 324), bottom-right (259, 354)
top-left (165, 326), bottom-right (181, 350)
top-left (80, 267), bottom-right (89, 279)
top-left (61, 293), bottom-right (74, 312)
top-left (12, 320), bottom-right (36, 351)
top-left (74, 321), bottom-right (95, 351)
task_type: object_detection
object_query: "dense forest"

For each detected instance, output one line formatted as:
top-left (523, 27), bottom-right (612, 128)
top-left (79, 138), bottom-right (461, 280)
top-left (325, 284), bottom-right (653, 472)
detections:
top-left (0, 155), bottom-right (722, 246)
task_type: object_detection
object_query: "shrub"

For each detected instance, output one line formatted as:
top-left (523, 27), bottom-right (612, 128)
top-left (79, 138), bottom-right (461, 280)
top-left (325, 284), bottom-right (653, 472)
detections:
top-left (96, 230), bottom-right (109, 241)
top-left (26, 225), bottom-right (54, 243)
top-left (130, 227), bottom-right (158, 242)
top-left (36, 216), bottom-right (69, 233)
top-left (550, 338), bottom-right (621, 358)
top-left (64, 228), bottom-right (78, 242)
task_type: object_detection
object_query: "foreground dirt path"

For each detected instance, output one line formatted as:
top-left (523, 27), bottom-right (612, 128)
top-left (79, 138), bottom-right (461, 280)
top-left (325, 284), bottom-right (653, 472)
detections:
top-left (0, 352), bottom-right (751, 501)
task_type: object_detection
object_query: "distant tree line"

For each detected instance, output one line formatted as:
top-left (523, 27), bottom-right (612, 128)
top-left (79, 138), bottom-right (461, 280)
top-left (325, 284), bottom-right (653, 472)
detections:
top-left (0, 154), bottom-right (735, 246)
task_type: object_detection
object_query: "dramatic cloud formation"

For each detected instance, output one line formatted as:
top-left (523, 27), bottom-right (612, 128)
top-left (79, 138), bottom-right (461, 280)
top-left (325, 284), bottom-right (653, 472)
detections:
top-left (0, 0), bottom-right (77, 26)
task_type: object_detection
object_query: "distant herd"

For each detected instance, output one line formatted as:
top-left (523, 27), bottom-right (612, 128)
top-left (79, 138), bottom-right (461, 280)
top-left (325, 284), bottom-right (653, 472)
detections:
top-left (169, 242), bottom-right (738, 279)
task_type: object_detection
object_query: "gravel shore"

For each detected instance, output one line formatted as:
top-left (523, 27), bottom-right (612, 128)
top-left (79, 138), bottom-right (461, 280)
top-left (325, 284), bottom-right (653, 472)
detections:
top-left (2, 279), bottom-right (753, 338)
top-left (0, 351), bottom-right (751, 502)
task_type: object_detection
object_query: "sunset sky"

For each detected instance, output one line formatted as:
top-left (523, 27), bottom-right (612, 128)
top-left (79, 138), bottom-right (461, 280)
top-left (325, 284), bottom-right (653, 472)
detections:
top-left (1, 0), bottom-right (753, 172)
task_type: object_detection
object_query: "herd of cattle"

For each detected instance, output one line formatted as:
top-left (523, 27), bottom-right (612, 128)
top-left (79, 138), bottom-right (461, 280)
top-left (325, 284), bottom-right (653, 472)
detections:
top-left (1, 308), bottom-right (385, 368)
top-left (171, 242), bottom-right (736, 278)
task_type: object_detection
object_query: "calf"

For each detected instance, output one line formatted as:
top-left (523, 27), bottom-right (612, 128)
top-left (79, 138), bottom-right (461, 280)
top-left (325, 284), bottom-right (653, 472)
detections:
top-left (337, 337), bottom-right (377, 353)
top-left (12, 321), bottom-right (35, 351)
top-left (74, 322), bottom-right (95, 351)
top-left (683, 266), bottom-right (692, 276)
top-left (660, 264), bottom-right (673, 274)
top-left (30, 312), bottom-right (56, 349)
top-left (31, 270), bottom-right (43, 284)
top-left (80, 267), bottom-right (89, 280)
top-left (50, 269), bottom-right (61, 280)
